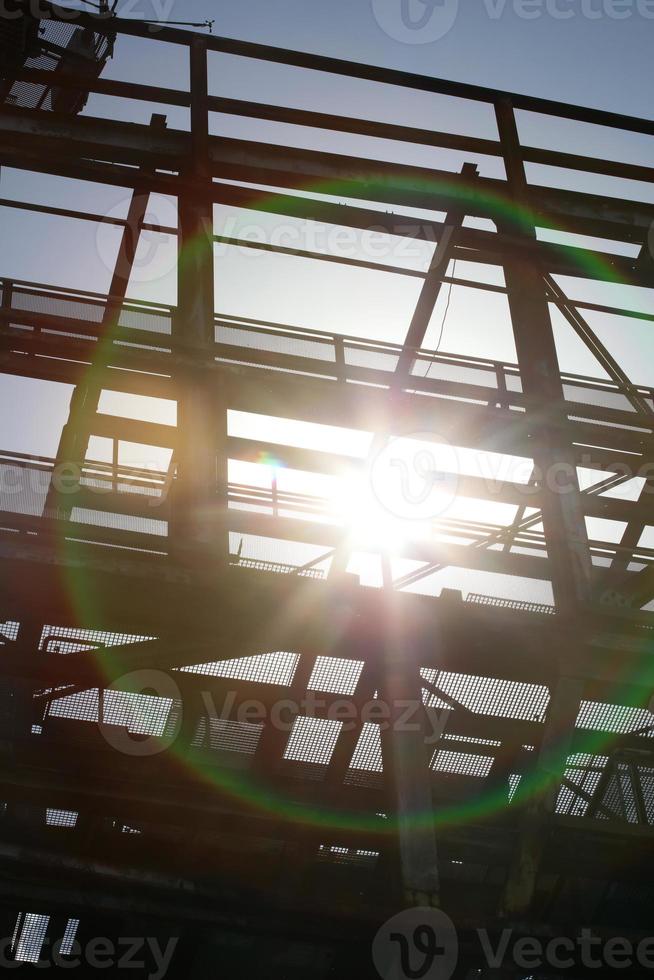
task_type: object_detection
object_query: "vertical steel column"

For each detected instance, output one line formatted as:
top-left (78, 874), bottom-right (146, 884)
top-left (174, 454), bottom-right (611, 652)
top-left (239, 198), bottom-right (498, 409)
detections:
top-left (501, 675), bottom-right (583, 917)
top-left (172, 37), bottom-right (226, 563)
top-left (379, 573), bottom-right (440, 907)
top-left (495, 98), bottom-right (590, 917)
top-left (495, 97), bottom-right (593, 615)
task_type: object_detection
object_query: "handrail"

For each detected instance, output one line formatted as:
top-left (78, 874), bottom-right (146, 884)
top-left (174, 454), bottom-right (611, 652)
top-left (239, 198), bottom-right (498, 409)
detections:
top-left (36, 3), bottom-right (654, 139)
top-left (4, 277), bottom-right (654, 407)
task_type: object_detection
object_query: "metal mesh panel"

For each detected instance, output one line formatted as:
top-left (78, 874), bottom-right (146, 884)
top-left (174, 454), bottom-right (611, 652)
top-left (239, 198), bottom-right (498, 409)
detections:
top-left (563, 382), bottom-right (637, 413)
top-left (217, 323), bottom-right (335, 362)
top-left (48, 687), bottom-right (177, 737)
top-left (411, 358), bottom-right (500, 389)
top-left (349, 722), bottom-right (383, 772)
top-left (46, 808), bottom-right (78, 828)
top-left (192, 716), bottom-right (264, 755)
top-left (442, 733), bottom-right (501, 748)
top-left (40, 625), bottom-right (155, 655)
top-left (118, 307), bottom-right (172, 335)
top-left (431, 748), bottom-right (494, 778)
top-left (602, 765), bottom-right (639, 823)
top-left (4, 20), bottom-right (112, 113)
top-left (344, 345), bottom-right (399, 373)
top-left (638, 767), bottom-right (654, 824)
top-left (283, 716), bottom-right (342, 764)
top-left (576, 701), bottom-right (654, 736)
top-left (80, 475), bottom-right (165, 500)
top-left (181, 651), bottom-right (299, 686)
top-left (317, 845), bottom-right (379, 867)
top-left (466, 593), bottom-right (555, 615)
top-left (555, 753), bottom-right (607, 817)
top-left (0, 621), bottom-right (20, 642)
top-left (422, 668), bottom-right (549, 722)
top-left (308, 657), bottom-right (363, 696)
top-left (12, 290), bottom-right (105, 323)
top-left (14, 914), bottom-right (49, 964)
top-left (69, 506), bottom-right (168, 537)
top-left (5, 52), bottom-right (57, 110)
top-left (0, 462), bottom-right (50, 517)
top-left (60, 919), bottom-right (80, 957)
top-left (230, 557), bottom-right (325, 579)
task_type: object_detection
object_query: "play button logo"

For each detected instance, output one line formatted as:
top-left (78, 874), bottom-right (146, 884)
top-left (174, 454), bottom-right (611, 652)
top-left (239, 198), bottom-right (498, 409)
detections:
top-left (372, 908), bottom-right (458, 980)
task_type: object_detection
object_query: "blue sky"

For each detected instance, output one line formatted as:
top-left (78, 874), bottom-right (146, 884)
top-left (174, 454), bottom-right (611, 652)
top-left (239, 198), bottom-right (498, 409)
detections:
top-left (107, 0), bottom-right (654, 120)
top-left (1, 0), bottom-right (653, 602)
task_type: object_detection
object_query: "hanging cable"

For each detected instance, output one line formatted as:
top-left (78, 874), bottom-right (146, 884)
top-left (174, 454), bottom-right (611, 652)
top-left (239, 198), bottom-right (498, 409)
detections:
top-left (404, 258), bottom-right (456, 397)
top-left (420, 257), bottom-right (456, 383)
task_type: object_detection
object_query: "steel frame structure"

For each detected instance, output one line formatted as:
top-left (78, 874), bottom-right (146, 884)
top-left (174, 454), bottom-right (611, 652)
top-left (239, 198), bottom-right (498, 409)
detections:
top-left (1, 4), bottom-right (654, 976)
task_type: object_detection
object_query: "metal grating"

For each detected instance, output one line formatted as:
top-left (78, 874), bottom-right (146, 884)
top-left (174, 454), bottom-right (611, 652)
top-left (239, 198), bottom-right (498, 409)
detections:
top-left (45, 808), bottom-right (78, 828)
top-left (3, 19), bottom-right (113, 114)
top-left (317, 845), bottom-right (379, 867)
top-left (431, 748), bottom-right (494, 778)
top-left (576, 701), bottom-right (654, 737)
top-left (40, 625), bottom-right (155, 655)
top-left (348, 722), bottom-right (383, 772)
top-left (13, 913), bottom-right (49, 964)
top-left (308, 656), bottom-right (364, 696)
top-left (192, 716), bottom-right (264, 755)
top-left (283, 716), bottom-right (342, 765)
top-left (466, 593), bottom-right (555, 615)
top-left (181, 651), bottom-right (299, 686)
top-left (422, 668), bottom-right (549, 722)
top-left (59, 919), bottom-right (80, 957)
top-left (638, 767), bottom-right (654, 824)
top-left (69, 506), bottom-right (168, 537)
top-left (0, 621), bottom-right (19, 642)
top-left (556, 753), bottom-right (607, 817)
top-left (230, 556), bottom-right (325, 579)
top-left (601, 765), bottom-right (639, 824)
top-left (48, 687), bottom-right (178, 737)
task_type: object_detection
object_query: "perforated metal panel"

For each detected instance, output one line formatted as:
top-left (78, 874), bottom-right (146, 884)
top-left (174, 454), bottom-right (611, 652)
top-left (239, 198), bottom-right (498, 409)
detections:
top-left (13, 913), bottom-right (49, 964)
top-left (46, 808), bottom-right (78, 828)
top-left (577, 701), bottom-right (654, 737)
top-left (430, 748), bottom-right (494, 778)
top-left (308, 656), bottom-right (363, 695)
top-left (422, 668), bottom-right (549, 722)
top-left (181, 651), bottom-right (299, 686)
top-left (348, 722), bottom-right (383, 772)
top-left (283, 716), bottom-right (342, 764)
top-left (192, 716), bottom-right (264, 755)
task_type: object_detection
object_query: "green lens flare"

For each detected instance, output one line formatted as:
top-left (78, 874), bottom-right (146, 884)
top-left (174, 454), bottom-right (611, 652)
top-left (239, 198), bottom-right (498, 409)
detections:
top-left (56, 172), bottom-right (647, 834)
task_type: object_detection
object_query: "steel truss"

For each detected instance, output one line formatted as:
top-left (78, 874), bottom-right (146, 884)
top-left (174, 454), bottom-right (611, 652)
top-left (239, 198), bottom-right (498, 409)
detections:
top-left (1, 4), bottom-right (654, 976)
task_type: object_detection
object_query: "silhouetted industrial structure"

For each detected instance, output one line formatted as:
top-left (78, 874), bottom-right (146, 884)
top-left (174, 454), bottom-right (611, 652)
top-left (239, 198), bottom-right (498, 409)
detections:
top-left (1, 2), bottom-right (654, 976)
